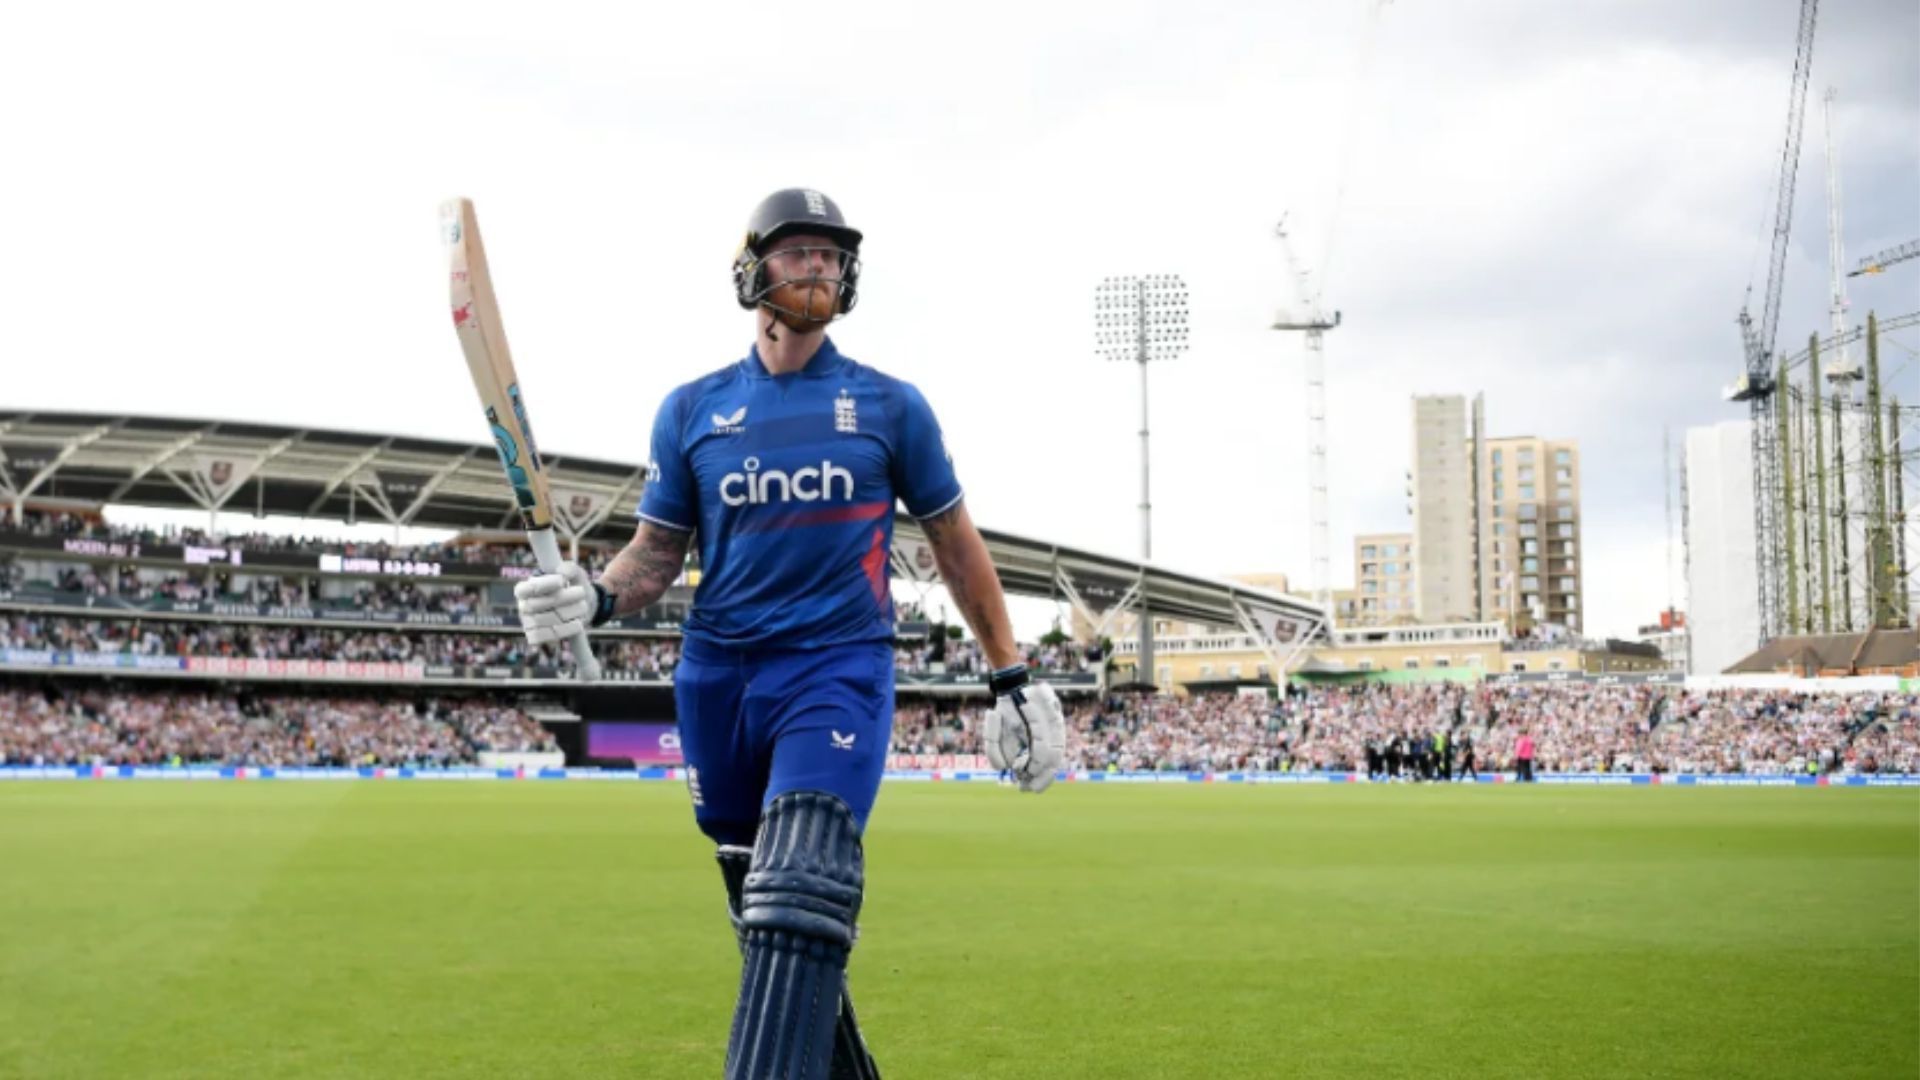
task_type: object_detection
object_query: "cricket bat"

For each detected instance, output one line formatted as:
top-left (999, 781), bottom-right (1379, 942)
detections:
top-left (440, 197), bottom-right (601, 681)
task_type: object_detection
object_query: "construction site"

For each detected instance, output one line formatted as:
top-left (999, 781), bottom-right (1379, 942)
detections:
top-left (1691, 0), bottom-right (1918, 676)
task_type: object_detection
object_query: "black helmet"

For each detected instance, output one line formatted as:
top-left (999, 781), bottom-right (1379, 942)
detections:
top-left (732, 188), bottom-right (863, 318)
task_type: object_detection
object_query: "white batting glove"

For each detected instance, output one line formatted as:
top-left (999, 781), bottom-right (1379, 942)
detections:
top-left (983, 665), bottom-right (1066, 793)
top-left (513, 561), bottom-right (598, 648)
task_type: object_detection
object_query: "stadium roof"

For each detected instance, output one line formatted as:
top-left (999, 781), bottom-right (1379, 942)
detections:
top-left (0, 410), bottom-right (1327, 659)
top-left (1726, 628), bottom-right (1919, 677)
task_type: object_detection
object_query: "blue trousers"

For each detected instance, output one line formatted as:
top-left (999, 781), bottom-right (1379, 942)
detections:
top-left (673, 639), bottom-right (895, 847)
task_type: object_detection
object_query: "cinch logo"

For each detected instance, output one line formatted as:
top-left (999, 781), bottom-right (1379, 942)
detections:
top-left (720, 457), bottom-right (854, 506)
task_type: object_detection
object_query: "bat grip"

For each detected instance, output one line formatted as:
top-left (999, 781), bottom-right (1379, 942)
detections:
top-left (527, 527), bottom-right (602, 682)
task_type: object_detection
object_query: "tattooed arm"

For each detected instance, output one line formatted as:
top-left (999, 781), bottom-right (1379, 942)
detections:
top-left (919, 501), bottom-right (1019, 670)
top-left (596, 521), bottom-right (694, 619)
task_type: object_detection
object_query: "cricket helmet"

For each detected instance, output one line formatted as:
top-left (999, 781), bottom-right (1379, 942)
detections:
top-left (732, 188), bottom-right (863, 321)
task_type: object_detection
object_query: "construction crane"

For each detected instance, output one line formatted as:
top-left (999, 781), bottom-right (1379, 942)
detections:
top-left (1821, 88), bottom-right (1861, 383)
top-left (1848, 239), bottom-right (1920, 278)
top-left (1272, 216), bottom-right (1341, 612)
top-left (1729, 0), bottom-right (1819, 645)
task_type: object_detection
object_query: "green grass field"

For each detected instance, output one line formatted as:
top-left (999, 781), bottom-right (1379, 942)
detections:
top-left (0, 782), bottom-right (1914, 1079)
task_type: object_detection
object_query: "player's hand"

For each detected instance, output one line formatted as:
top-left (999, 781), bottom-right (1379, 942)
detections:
top-left (984, 665), bottom-right (1066, 793)
top-left (514, 561), bottom-right (598, 647)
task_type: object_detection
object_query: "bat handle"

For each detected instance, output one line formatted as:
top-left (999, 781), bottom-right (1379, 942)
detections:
top-left (526, 527), bottom-right (602, 682)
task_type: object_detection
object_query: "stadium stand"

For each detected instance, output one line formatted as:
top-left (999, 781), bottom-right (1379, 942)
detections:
top-left (6, 683), bottom-right (1914, 775)
top-left (0, 685), bottom-right (553, 767)
top-left (893, 686), bottom-right (1920, 777)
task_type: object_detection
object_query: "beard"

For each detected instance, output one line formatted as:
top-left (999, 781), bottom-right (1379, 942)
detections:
top-left (765, 276), bottom-right (841, 330)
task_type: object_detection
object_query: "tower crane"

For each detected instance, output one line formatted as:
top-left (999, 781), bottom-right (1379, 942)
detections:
top-left (1848, 239), bottom-right (1920, 278)
top-left (1727, 0), bottom-right (1819, 644)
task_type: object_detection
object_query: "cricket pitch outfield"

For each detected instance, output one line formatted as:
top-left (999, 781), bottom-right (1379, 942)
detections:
top-left (1, 782), bottom-right (1913, 1079)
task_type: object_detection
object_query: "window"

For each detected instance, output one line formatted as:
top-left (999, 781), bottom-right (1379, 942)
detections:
top-left (1519, 467), bottom-right (1535, 482)
top-left (1228, 663), bottom-right (1242, 678)
top-left (1556, 505), bottom-right (1574, 520)
top-left (1383, 544), bottom-right (1399, 557)
top-left (1520, 448), bottom-right (1535, 463)
top-left (1435, 657), bottom-right (1451, 668)
top-left (1555, 449), bottom-right (1571, 465)
top-left (1256, 664), bottom-right (1271, 679)
top-left (1493, 485), bottom-right (1504, 501)
top-left (1492, 523), bottom-right (1506, 536)
top-left (1519, 505), bottom-right (1539, 521)
top-left (1492, 505), bottom-right (1503, 518)
top-left (1199, 664), bottom-right (1214, 677)
top-left (1358, 660), bottom-right (1375, 672)
top-left (1555, 467), bottom-right (1571, 483)
top-left (1524, 594), bottom-right (1540, 609)
top-left (1559, 578), bottom-right (1576, 592)
top-left (1361, 562), bottom-right (1379, 576)
top-left (1492, 467), bottom-right (1503, 482)
top-left (1523, 559), bottom-right (1539, 574)
top-left (1361, 545), bottom-right (1377, 558)
top-left (1362, 598), bottom-right (1377, 610)
top-left (1363, 581), bottom-right (1378, 594)
top-left (1555, 524), bottom-right (1574, 539)
top-left (1555, 485), bottom-right (1572, 500)
top-left (1404, 658), bottom-right (1420, 669)
top-left (1520, 485), bottom-right (1536, 500)
top-left (1559, 541), bottom-right (1576, 555)
top-left (1522, 540), bottom-right (1537, 555)
top-left (1509, 660), bottom-right (1527, 672)
top-left (1492, 449), bottom-right (1503, 464)
top-left (1521, 576), bottom-right (1539, 591)
top-left (1547, 659), bottom-right (1566, 672)
top-left (1383, 562), bottom-right (1398, 574)
top-left (1492, 540), bottom-right (1504, 555)
top-left (1493, 558), bottom-right (1505, 572)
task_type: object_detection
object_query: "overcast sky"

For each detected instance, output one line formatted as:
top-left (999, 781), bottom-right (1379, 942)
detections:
top-left (3, 0), bottom-right (1915, 639)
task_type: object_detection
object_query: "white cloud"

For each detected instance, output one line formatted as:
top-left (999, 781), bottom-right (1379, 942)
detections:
top-left (1, 0), bottom-right (1913, 640)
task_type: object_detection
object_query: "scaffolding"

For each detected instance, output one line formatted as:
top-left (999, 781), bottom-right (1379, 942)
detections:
top-left (1764, 311), bottom-right (1920, 636)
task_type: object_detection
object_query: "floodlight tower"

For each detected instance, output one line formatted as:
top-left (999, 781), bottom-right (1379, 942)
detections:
top-left (1095, 274), bottom-right (1189, 686)
top-left (1272, 218), bottom-right (1342, 610)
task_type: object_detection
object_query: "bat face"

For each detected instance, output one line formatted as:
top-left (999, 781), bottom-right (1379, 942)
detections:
top-left (442, 197), bottom-right (553, 532)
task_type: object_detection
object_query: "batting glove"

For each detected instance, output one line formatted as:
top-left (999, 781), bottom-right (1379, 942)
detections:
top-left (514, 561), bottom-right (608, 647)
top-left (984, 665), bottom-right (1066, 793)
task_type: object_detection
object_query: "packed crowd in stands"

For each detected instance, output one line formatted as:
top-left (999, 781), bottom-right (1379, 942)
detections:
top-left (891, 684), bottom-right (1920, 777)
top-left (0, 613), bottom-right (1097, 679)
top-left (0, 614), bottom-right (680, 676)
top-left (1, 675), bottom-right (1915, 774)
top-left (0, 686), bottom-right (555, 767)
top-left (29, 564), bottom-right (490, 615)
top-left (5, 509), bottom-right (620, 573)
top-left (894, 636), bottom-right (1094, 675)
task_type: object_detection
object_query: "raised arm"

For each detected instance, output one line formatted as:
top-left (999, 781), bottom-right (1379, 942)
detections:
top-left (592, 520), bottom-right (694, 624)
top-left (918, 501), bottom-right (1018, 670)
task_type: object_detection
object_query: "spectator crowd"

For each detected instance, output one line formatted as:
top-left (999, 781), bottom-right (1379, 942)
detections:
top-left (5, 509), bottom-right (621, 574)
top-left (890, 683), bottom-right (1920, 777)
top-left (0, 614), bottom-right (680, 676)
top-left (2, 679), bottom-right (1915, 775)
top-left (0, 686), bottom-right (555, 767)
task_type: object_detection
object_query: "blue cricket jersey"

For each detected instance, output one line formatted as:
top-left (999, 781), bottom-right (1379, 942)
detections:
top-left (637, 337), bottom-right (962, 651)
